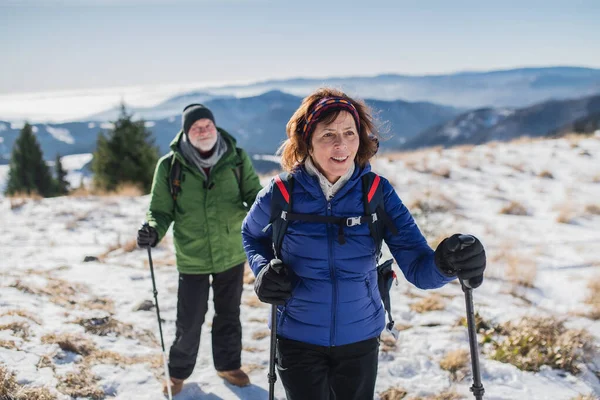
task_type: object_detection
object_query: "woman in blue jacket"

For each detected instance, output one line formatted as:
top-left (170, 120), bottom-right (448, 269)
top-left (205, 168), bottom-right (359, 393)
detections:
top-left (242, 88), bottom-right (486, 400)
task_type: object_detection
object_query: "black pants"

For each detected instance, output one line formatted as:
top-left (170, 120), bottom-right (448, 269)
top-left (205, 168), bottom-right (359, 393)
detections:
top-left (168, 263), bottom-right (244, 380)
top-left (276, 336), bottom-right (380, 400)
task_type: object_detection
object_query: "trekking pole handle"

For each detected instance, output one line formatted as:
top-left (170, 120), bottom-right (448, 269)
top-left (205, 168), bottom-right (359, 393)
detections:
top-left (270, 258), bottom-right (284, 274)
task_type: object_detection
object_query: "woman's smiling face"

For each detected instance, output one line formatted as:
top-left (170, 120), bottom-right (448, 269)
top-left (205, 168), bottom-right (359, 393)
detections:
top-left (310, 110), bottom-right (359, 184)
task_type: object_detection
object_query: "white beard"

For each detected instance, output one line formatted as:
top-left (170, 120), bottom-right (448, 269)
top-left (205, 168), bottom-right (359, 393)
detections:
top-left (191, 135), bottom-right (218, 152)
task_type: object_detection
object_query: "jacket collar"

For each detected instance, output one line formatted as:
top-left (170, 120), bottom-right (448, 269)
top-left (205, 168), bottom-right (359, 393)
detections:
top-left (169, 127), bottom-right (237, 168)
top-left (292, 161), bottom-right (372, 201)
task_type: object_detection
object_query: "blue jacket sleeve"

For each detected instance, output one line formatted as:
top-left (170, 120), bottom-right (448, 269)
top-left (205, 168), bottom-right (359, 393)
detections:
top-left (381, 177), bottom-right (455, 289)
top-left (242, 179), bottom-right (275, 276)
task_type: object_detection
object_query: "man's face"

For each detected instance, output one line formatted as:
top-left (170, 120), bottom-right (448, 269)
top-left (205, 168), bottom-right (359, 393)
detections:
top-left (188, 119), bottom-right (217, 151)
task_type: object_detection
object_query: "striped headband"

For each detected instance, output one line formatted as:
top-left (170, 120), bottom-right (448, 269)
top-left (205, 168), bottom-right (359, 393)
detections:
top-left (302, 97), bottom-right (361, 142)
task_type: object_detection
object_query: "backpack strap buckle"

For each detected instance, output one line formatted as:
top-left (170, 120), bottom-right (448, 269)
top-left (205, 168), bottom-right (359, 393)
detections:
top-left (281, 210), bottom-right (288, 221)
top-left (346, 216), bottom-right (362, 227)
top-left (371, 212), bottom-right (378, 223)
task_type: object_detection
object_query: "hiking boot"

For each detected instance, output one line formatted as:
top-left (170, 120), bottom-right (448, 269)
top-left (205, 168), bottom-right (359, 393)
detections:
top-left (163, 377), bottom-right (184, 397)
top-left (217, 369), bottom-right (250, 387)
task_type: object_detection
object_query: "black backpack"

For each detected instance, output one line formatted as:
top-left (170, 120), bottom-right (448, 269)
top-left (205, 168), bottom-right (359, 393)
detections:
top-left (167, 150), bottom-right (244, 201)
top-left (266, 171), bottom-right (401, 338)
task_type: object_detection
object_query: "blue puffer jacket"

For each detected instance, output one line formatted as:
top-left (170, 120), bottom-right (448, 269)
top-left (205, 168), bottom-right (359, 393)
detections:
top-left (242, 163), bottom-right (454, 347)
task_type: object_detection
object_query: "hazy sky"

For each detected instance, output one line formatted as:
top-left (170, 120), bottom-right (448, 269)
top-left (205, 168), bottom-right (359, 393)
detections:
top-left (2, 0), bottom-right (599, 94)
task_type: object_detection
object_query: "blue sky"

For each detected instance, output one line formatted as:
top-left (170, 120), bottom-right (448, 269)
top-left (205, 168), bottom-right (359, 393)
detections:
top-left (1, 0), bottom-right (599, 94)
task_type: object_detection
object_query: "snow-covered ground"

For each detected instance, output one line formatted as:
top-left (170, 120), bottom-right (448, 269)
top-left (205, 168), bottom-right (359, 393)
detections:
top-left (1, 135), bottom-right (599, 399)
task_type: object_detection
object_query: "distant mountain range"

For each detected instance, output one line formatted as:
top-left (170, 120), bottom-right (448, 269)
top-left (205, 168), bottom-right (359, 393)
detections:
top-left (1, 66), bottom-right (599, 167)
top-left (0, 90), bottom-right (461, 163)
top-left (178, 66), bottom-right (600, 109)
top-left (403, 94), bottom-right (600, 149)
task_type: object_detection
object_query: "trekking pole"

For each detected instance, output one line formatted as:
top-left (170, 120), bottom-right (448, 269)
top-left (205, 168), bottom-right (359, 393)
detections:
top-left (268, 302), bottom-right (277, 400)
top-left (142, 223), bottom-right (173, 400)
top-left (461, 277), bottom-right (484, 400)
top-left (267, 260), bottom-right (284, 400)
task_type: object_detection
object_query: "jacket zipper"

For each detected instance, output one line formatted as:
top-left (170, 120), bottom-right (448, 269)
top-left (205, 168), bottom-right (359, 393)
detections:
top-left (327, 201), bottom-right (337, 346)
top-left (365, 278), bottom-right (379, 310)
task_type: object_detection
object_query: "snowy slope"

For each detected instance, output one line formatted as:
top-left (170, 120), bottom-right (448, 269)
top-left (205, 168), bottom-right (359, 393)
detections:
top-left (0, 135), bottom-right (599, 399)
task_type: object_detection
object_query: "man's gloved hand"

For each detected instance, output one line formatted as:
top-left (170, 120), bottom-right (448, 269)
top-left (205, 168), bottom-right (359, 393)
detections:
top-left (435, 234), bottom-right (486, 288)
top-left (254, 259), bottom-right (292, 305)
top-left (137, 223), bottom-right (158, 248)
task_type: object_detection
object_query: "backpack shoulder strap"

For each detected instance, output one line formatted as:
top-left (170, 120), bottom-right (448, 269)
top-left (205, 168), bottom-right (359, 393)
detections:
top-left (362, 172), bottom-right (385, 258)
top-left (270, 172), bottom-right (294, 259)
top-left (168, 153), bottom-right (183, 201)
top-left (232, 147), bottom-right (244, 192)
top-left (362, 172), bottom-right (400, 339)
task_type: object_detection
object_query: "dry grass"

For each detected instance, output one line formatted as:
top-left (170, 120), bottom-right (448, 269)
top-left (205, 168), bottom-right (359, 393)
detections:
top-left (90, 350), bottom-right (162, 370)
top-left (57, 366), bottom-right (104, 399)
top-left (40, 332), bottom-right (162, 373)
top-left (8, 278), bottom-right (116, 316)
top-left (78, 297), bottom-right (115, 314)
top-left (243, 346), bottom-right (262, 353)
top-left (439, 349), bottom-right (470, 381)
top-left (507, 162), bottom-right (527, 174)
top-left (75, 316), bottom-right (157, 346)
top-left (241, 363), bottom-right (265, 374)
top-left (9, 280), bottom-right (39, 295)
top-left (408, 390), bottom-right (464, 400)
top-left (0, 364), bottom-right (57, 400)
top-left (243, 264), bottom-right (256, 284)
top-left (584, 204), bottom-right (600, 215)
top-left (554, 201), bottom-right (579, 224)
top-left (410, 295), bottom-right (446, 313)
top-left (431, 167), bottom-right (451, 179)
top-left (65, 210), bottom-right (93, 230)
top-left (41, 333), bottom-right (97, 356)
top-left (505, 254), bottom-right (537, 288)
top-left (379, 387), bottom-right (408, 400)
top-left (489, 317), bottom-right (595, 374)
top-left (98, 238), bottom-right (139, 261)
top-left (409, 190), bottom-right (458, 214)
top-left (243, 295), bottom-right (265, 308)
top-left (7, 192), bottom-right (43, 210)
top-left (0, 339), bottom-right (17, 350)
top-left (68, 182), bottom-right (144, 198)
top-left (570, 395), bottom-right (598, 400)
top-left (0, 309), bottom-right (42, 325)
top-left (252, 330), bottom-right (270, 340)
top-left (538, 170), bottom-right (554, 179)
top-left (0, 321), bottom-right (30, 340)
top-left (380, 336), bottom-right (397, 353)
top-left (499, 201), bottom-right (528, 216)
top-left (584, 275), bottom-right (600, 320)
top-left (37, 353), bottom-right (56, 371)
top-left (456, 311), bottom-right (495, 335)
top-left (395, 323), bottom-right (412, 332)
top-left (248, 317), bottom-right (268, 324)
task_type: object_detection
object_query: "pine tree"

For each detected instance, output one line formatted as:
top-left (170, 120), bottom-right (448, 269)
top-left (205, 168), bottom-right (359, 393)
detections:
top-left (5, 123), bottom-right (55, 197)
top-left (91, 104), bottom-right (159, 193)
top-left (54, 153), bottom-right (70, 195)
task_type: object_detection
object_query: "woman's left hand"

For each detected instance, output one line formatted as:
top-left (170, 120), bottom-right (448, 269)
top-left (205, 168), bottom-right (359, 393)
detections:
top-left (434, 234), bottom-right (486, 285)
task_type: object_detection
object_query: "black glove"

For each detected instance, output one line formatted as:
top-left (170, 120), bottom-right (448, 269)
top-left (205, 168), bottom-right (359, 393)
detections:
top-left (137, 223), bottom-right (158, 248)
top-left (435, 234), bottom-right (486, 288)
top-left (254, 259), bottom-right (292, 305)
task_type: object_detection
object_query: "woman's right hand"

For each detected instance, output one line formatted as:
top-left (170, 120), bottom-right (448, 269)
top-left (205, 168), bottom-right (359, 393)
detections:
top-left (254, 259), bottom-right (292, 305)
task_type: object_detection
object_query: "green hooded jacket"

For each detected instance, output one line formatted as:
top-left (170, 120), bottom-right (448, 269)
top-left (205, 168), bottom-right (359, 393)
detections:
top-left (146, 128), bottom-right (263, 274)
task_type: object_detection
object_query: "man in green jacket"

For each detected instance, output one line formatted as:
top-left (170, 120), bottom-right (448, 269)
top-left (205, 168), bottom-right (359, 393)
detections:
top-left (137, 104), bottom-right (263, 396)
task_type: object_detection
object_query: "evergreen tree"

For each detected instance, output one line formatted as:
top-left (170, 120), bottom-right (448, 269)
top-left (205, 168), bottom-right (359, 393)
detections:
top-left (5, 123), bottom-right (54, 197)
top-left (54, 153), bottom-right (70, 195)
top-left (91, 104), bottom-right (159, 193)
